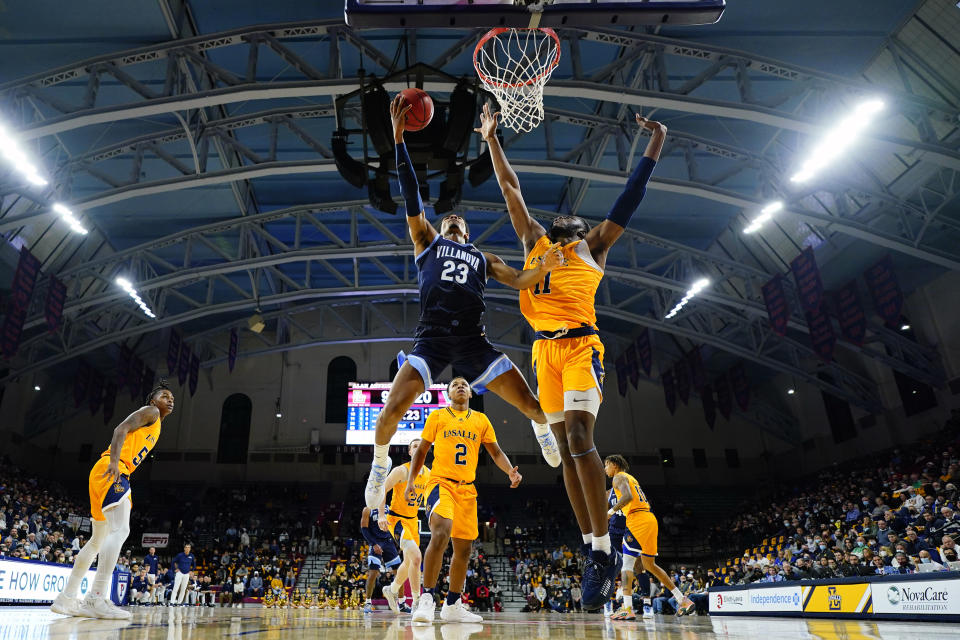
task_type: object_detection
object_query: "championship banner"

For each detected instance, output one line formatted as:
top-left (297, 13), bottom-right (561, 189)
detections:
top-left (662, 369), bottom-right (676, 415)
top-left (88, 371), bottom-right (104, 415)
top-left (166, 330), bottom-right (181, 376)
top-left (635, 329), bottom-right (652, 376)
top-left (615, 354), bottom-right (628, 397)
top-left (74, 361), bottom-right (91, 408)
top-left (128, 356), bottom-right (143, 400)
top-left (803, 583), bottom-right (871, 614)
top-left (715, 374), bottom-right (732, 420)
top-left (790, 247), bottom-right (823, 312)
top-left (189, 351), bottom-right (200, 396)
top-left (835, 280), bottom-right (866, 345)
top-left (141, 533), bottom-right (169, 548)
top-left (117, 344), bottom-right (131, 389)
top-left (729, 363), bottom-right (750, 411)
top-left (1, 246), bottom-right (42, 358)
top-left (674, 359), bottom-right (691, 406)
top-left (228, 328), bottom-right (239, 372)
top-left (761, 274), bottom-right (790, 336)
top-left (864, 255), bottom-right (903, 328)
top-left (141, 366), bottom-right (155, 402)
top-left (688, 346), bottom-right (706, 391)
top-left (102, 380), bottom-right (117, 425)
top-left (702, 383), bottom-right (716, 430)
top-left (625, 342), bottom-right (639, 390)
top-left (178, 342), bottom-right (190, 385)
top-left (44, 276), bottom-right (67, 333)
top-left (806, 306), bottom-right (836, 362)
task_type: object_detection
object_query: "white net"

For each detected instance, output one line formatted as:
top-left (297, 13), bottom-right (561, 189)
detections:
top-left (473, 28), bottom-right (560, 134)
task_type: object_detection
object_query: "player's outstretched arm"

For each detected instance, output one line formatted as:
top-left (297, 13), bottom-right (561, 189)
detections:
top-left (392, 94), bottom-right (437, 254)
top-left (102, 405), bottom-right (161, 483)
top-left (483, 442), bottom-right (523, 488)
top-left (484, 245), bottom-right (562, 290)
top-left (586, 115), bottom-right (666, 266)
top-left (405, 438), bottom-right (433, 503)
top-left (608, 474), bottom-right (634, 516)
top-left (476, 103), bottom-right (546, 252)
top-left (377, 466), bottom-right (408, 530)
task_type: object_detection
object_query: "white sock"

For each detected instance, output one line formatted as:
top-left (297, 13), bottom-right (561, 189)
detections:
top-left (581, 533), bottom-right (593, 545)
top-left (373, 444), bottom-right (389, 466)
top-left (592, 534), bottom-right (611, 554)
top-left (531, 421), bottom-right (550, 437)
top-left (671, 587), bottom-right (684, 602)
top-left (622, 600), bottom-right (633, 611)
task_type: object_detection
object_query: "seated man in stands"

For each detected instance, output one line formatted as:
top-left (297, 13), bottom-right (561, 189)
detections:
top-left (248, 571), bottom-right (264, 597)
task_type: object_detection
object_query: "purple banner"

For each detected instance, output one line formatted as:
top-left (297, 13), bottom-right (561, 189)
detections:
top-left (761, 275), bottom-right (789, 336)
top-left (863, 255), bottom-right (903, 328)
top-left (625, 343), bottom-right (639, 389)
top-left (189, 352), bottom-right (200, 396)
top-left (675, 359), bottom-right (690, 406)
top-left (687, 346), bottom-right (706, 391)
top-left (615, 354), bottom-right (628, 397)
top-left (662, 369), bottom-right (676, 415)
top-left (730, 363), bottom-right (750, 412)
top-left (88, 371), bottom-right (104, 415)
top-left (835, 281), bottom-right (866, 345)
top-left (128, 356), bottom-right (143, 401)
top-left (178, 343), bottom-right (190, 386)
top-left (44, 277), bottom-right (67, 333)
top-left (141, 367), bottom-right (155, 404)
top-left (167, 331), bottom-right (181, 376)
top-left (1, 246), bottom-right (42, 358)
top-left (715, 374), bottom-right (732, 420)
top-left (806, 306), bottom-right (836, 362)
top-left (635, 329), bottom-right (652, 376)
top-left (702, 383), bottom-right (716, 430)
top-left (228, 328), bottom-right (239, 373)
top-left (74, 361), bottom-right (91, 408)
top-left (103, 380), bottom-right (117, 425)
top-left (117, 345), bottom-right (131, 389)
top-left (790, 247), bottom-right (823, 312)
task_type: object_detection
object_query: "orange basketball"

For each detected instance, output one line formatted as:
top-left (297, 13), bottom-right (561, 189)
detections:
top-left (399, 88), bottom-right (434, 132)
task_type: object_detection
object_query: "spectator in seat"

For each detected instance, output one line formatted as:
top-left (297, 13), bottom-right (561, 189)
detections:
top-left (249, 572), bottom-right (263, 597)
top-left (475, 582), bottom-right (490, 612)
top-left (918, 549), bottom-right (945, 571)
top-left (871, 556), bottom-right (893, 575)
top-left (570, 582), bottom-right (582, 611)
top-left (844, 502), bottom-right (861, 523)
top-left (876, 519), bottom-right (892, 547)
top-left (534, 583), bottom-right (547, 610)
top-left (904, 529), bottom-right (931, 555)
top-left (760, 566), bottom-right (783, 583)
top-left (891, 552), bottom-right (915, 574)
top-left (872, 496), bottom-right (891, 519)
top-left (938, 535), bottom-right (957, 564)
top-left (885, 510), bottom-right (906, 535)
top-left (781, 563), bottom-right (802, 581)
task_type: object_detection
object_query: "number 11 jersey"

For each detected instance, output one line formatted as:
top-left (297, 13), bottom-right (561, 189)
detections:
top-left (416, 235), bottom-right (488, 335)
top-left (420, 407), bottom-right (497, 484)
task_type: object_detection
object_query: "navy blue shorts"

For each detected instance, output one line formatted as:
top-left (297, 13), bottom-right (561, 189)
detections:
top-left (367, 533), bottom-right (400, 570)
top-left (400, 330), bottom-right (513, 394)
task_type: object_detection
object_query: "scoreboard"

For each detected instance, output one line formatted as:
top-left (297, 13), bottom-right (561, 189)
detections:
top-left (346, 382), bottom-right (450, 445)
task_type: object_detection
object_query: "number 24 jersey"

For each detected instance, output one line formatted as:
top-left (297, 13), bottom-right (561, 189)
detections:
top-left (421, 407), bottom-right (497, 484)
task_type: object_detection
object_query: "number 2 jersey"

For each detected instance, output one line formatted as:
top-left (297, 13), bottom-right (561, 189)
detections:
top-left (421, 407), bottom-right (497, 484)
top-left (388, 462), bottom-right (432, 517)
top-left (416, 235), bottom-right (488, 336)
top-left (519, 235), bottom-right (603, 333)
top-left (99, 416), bottom-right (162, 475)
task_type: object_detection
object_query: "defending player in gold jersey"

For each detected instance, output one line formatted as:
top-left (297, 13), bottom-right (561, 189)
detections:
top-left (51, 382), bottom-right (175, 620)
top-left (378, 439), bottom-right (432, 613)
top-left (479, 102), bottom-right (667, 609)
top-left (408, 377), bottom-right (522, 624)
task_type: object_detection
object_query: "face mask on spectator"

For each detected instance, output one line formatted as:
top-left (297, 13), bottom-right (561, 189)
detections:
top-left (819, 544), bottom-right (826, 550)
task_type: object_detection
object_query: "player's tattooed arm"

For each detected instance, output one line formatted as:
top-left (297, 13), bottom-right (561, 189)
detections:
top-left (102, 405), bottom-right (161, 484)
top-left (391, 94), bottom-right (437, 254)
top-left (607, 473), bottom-right (634, 516)
top-left (483, 442), bottom-right (523, 488)
top-left (476, 103), bottom-right (547, 253)
top-left (484, 245), bottom-right (562, 290)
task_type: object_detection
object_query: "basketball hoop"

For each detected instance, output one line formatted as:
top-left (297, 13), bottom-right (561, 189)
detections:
top-left (473, 27), bottom-right (561, 133)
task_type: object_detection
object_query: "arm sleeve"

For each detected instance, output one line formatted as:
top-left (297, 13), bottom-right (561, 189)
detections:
top-left (396, 143), bottom-right (424, 218)
top-left (606, 156), bottom-right (656, 228)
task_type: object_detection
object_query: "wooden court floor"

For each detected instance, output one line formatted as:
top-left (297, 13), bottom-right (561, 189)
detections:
top-left (1, 606), bottom-right (958, 640)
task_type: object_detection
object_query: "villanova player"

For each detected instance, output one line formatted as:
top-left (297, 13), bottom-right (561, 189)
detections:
top-left (479, 102), bottom-right (668, 609)
top-left (51, 383), bottom-right (174, 619)
top-left (378, 438), bottom-right (431, 614)
top-left (360, 505), bottom-right (402, 614)
top-left (364, 95), bottom-right (564, 509)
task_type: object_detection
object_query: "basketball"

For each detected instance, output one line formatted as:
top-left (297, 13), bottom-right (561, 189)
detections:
top-left (398, 88), bottom-right (434, 132)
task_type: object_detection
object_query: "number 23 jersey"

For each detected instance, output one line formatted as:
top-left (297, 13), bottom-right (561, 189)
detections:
top-left (421, 407), bottom-right (497, 484)
top-left (416, 236), bottom-right (488, 334)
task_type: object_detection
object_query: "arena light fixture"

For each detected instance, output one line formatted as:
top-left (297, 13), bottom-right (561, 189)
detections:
top-left (787, 388), bottom-right (796, 395)
top-left (0, 123), bottom-right (48, 187)
top-left (900, 323), bottom-right (911, 331)
top-left (789, 98), bottom-right (885, 184)
top-left (743, 201), bottom-right (783, 234)
top-left (51, 203), bottom-right (89, 235)
top-left (34, 385), bottom-right (41, 391)
top-left (115, 277), bottom-right (157, 319)
top-left (664, 278), bottom-right (711, 319)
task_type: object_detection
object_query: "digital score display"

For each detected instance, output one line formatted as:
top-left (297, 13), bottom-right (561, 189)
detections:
top-left (346, 382), bottom-right (450, 445)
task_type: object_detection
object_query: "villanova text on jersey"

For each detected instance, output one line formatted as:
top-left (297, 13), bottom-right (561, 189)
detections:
top-left (416, 236), bottom-right (488, 335)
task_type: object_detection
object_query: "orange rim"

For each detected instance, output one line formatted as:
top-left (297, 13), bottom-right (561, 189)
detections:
top-left (473, 27), bottom-right (561, 89)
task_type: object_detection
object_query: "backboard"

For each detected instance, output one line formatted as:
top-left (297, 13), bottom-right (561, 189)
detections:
top-left (344, 0), bottom-right (725, 29)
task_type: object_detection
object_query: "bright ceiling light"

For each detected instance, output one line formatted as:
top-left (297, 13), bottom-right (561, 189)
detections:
top-left (115, 277), bottom-right (156, 319)
top-left (743, 201), bottom-right (783, 234)
top-left (900, 324), bottom-right (910, 331)
top-left (664, 278), bottom-right (711, 319)
top-left (52, 203), bottom-right (88, 235)
top-left (789, 98), bottom-right (885, 184)
top-left (0, 122), bottom-right (49, 188)
top-left (787, 388), bottom-right (796, 395)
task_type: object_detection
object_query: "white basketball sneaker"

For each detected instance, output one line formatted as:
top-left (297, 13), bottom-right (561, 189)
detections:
top-left (532, 422), bottom-right (562, 468)
top-left (441, 623), bottom-right (485, 640)
top-left (383, 585), bottom-right (400, 613)
top-left (440, 600), bottom-right (482, 623)
top-left (51, 592), bottom-right (85, 617)
top-left (364, 457), bottom-right (393, 509)
top-left (79, 596), bottom-right (132, 620)
top-left (412, 593), bottom-right (436, 624)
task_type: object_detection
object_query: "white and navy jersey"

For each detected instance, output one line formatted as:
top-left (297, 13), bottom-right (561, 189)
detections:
top-left (415, 236), bottom-right (488, 335)
top-left (608, 488), bottom-right (627, 531)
